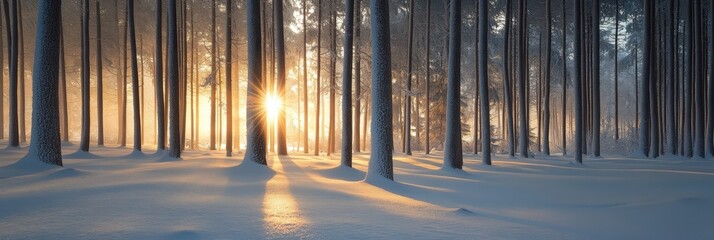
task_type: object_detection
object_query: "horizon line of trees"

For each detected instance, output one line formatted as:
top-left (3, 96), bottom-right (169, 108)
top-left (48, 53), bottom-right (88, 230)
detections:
top-left (3, 0), bottom-right (714, 182)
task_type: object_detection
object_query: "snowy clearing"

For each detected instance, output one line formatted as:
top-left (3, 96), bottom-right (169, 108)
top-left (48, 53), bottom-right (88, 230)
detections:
top-left (1, 141), bottom-right (713, 239)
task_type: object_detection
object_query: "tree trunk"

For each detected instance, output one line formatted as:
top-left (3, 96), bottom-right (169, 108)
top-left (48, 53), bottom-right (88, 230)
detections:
top-left (17, 0), bottom-right (24, 143)
top-left (226, 0), bottom-right (234, 156)
top-left (444, 0), bottom-right (463, 169)
top-left (303, 0), bottom-right (309, 153)
top-left (404, 0), bottom-right (415, 156)
top-left (275, 0), bottom-right (287, 155)
top-left (328, 2), bottom-right (336, 155)
top-left (96, 0), bottom-right (104, 146)
top-left (478, 0), bottom-right (491, 165)
top-left (167, 0), bottom-right (181, 158)
top-left (79, 0), bottom-right (91, 152)
top-left (561, 0), bottom-right (566, 155)
top-left (640, 0), bottom-right (652, 157)
top-left (366, 0), bottom-right (394, 181)
top-left (128, 0), bottom-right (142, 151)
top-left (424, 0), bottom-right (431, 155)
top-left (543, 0), bottom-right (551, 155)
top-left (353, 0), bottom-right (361, 153)
top-left (22, 0), bottom-right (63, 166)
top-left (518, 0), bottom-right (528, 158)
top-left (503, 0), bottom-right (515, 156)
top-left (591, 0), bottom-right (600, 157)
top-left (245, 0), bottom-right (267, 165)
top-left (209, 0), bottom-right (217, 150)
top-left (708, 0), bottom-right (714, 157)
top-left (573, 0), bottom-right (583, 163)
top-left (59, 14), bottom-right (68, 142)
top-left (341, 0), bottom-right (355, 166)
top-left (693, 0), bottom-right (704, 158)
top-left (0, 1), bottom-right (4, 140)
top-left (155, 0), bottom-right (165, 151)
top-left (314, 0), bottom-right (322, 156)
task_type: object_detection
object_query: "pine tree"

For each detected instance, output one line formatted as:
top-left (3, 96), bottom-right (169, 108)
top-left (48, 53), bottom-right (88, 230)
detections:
top-left (478, 0), bottom-right (491, 165)
top-left (424, 0), bottom-right (431, 155)
top-left (314, 0), bottom-right (322, 156)
top-left (167, 0), bottom-right (181, 158)
top-left (353, 0), bottom-right (361, 153)
top-left (96, 0), bottom-right (105, 146)
top-left (127, 0), bottom-right (142, 152)
top-left (503, 0), bottom-right (515, 156)
top-left (276, 0), bottom-right (288, 155)
top-left (210, 0), bottom-right (217, 151)
top-left (518, 0), bottom-right (528, 158)
top-left (591, 0), bottom-right (600, 157)
top-left (574, 0), bottom-right (583, 163)
top-left (366, 0), bottom-right (393, 181)
top-left (79, 0), bottom-right (91, 152)
top-left (155, 0), bottom-right (165, 151)
top-left (245, 0), bottom-right (267, 165)
top-left (303, 0), bottom-right (309, 153)
top-left (341, 0), bottom-right (355, 166)
top-left (443, 0), bottom-right (463, 170)
top-left (404, 0), bottom-right (415, 155)
top-left (20, 0), bottom-right (63, 167)
top-left (543, 0), bottom-right (551, 155)
top-left (640, 0), bottom-right (652, 157)
top-left (226, 0), bottom-right (234, 156)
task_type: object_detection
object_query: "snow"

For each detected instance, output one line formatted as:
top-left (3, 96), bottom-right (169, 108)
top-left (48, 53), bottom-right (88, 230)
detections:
top-left (1, 141), bottom-right (713, 239)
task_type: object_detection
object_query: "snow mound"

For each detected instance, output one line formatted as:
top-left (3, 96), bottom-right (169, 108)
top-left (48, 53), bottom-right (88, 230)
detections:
top-left (64, 150), bottom-right (102, 159)
top-left (316, 165), bottom-right (365, 181)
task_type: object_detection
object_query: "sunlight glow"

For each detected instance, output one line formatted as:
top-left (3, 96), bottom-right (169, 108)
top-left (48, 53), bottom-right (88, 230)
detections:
top-left (265, 94), bottom-right (283, 120)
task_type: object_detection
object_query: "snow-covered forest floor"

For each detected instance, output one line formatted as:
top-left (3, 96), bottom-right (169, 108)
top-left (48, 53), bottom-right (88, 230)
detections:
top-left (1, 140), bottom-right (713, 239)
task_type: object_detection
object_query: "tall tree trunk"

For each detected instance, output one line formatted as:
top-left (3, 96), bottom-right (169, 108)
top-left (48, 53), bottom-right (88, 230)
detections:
top-left (155, 0), bottom-right (165, 151)
top-left (314, 0), bottom-right (321, 156)
top-left (167, 0), bottom-right (181, 158)
top-left (443, 0), bottom-right (463, 169)
top-left (404, 0), bottom-right (415, 155)
top-left (226, 0), bottom-right (234, 156)
top-left (693, 0), bottom-right (704, 158)
top-left (479, 0), bottom-right (491, 165)
top-left (543, 0), bottom-right (551, 155)
top-left (518, 0), bottom-right (528, 158)
top-left (245, 0), bottom-right (266, 165)
top-left (328, 1), bottom-right (336, 155)
top-left (614, 0), bottom-right (619, 140)
top-left (7, 0), bottom-right (17, 147)
top-left (303, 0), bottom-right (309, 153)
top-left (503, 0), bottom-right (515, 156)
top-left (0, 1), bottom-right (4, 140)
top-left (561, 0), bottom-right (566, 155)
top-left (209, 0), bottom-right (217, 150)
top-left (22, 0), bottom-right (63, 166)
top-left (96, 0), bottom-right (104, 146)
top-left (59, 14), bottom-right (68, 142)
top-left (121, 7), bottom-right (128, 147)
top-left (573, 0), bottom-right (583, 163)
top-left (353, 0), bottom-right (361, 153)
top-left (79, 0), bottom-right (91, 152)
top-left (275, 0), bottom-right (287, 155)
top-left (424, 0), bottom-right (431, 155)
top-left (128, 0), bottom-right (142, 151)
top-left (666, 0), bottom-right (676, 155)
top-left (366, 0), bottom-right (393, 181)
top-left (640, 0), bottom-right (652, 157)
top-left (341, 0), bottom-right (355, 166)
top-left (591, 0), bottom-right (600, 157)
top-left (708, 0), bottom-right (714, 157)
top-left (17, 0), bottom-right (23, 143)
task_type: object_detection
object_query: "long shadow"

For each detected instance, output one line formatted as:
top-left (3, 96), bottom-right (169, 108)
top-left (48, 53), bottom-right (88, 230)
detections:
top-left (221, 157), bottom-right (275, 239)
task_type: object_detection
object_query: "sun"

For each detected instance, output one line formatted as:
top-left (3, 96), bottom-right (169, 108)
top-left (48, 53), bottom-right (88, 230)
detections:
top-left (264, 94), bottom-right (282, 120)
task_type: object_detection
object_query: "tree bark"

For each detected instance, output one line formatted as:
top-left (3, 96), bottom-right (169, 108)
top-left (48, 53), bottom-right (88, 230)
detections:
top-left (640, 0), bottom-right (652, 157)
top-left (245, 0), bottom-right (266, 165)
top-left (366, 0), bottom-right (394, 181)
top-left (444, 0), bottom-right (463, 169)
top-left (275, 0), bottom-right (287, 155)
top-left (573, 0), bottom-right (583, 163)
top-left (543, 0), bottom-right (551, 155)
top-left (518, 0), bottom-right (528, 158)
top-left (591, 0), bottom-right (600, 157)
top-left (23, 0), bottom-right (63, 166)
top-left (341, 0), bottom-right (355, 166)
top-left (209, 0), bottom-right (217, 150)
top-left (503, 0), bottom-right (515, 156)
top-left (314, 0), bottom-right (322, 156)
top-left (424, 0), bottom-right (431, 155)
top-left (404, 0), bottom-right (415, 155)
top-left (478, 0), bottom-right (491, 165)
top-left (96, 0), bottom-right (104, 146)
top-left (167, 0), bottom-right (181, 158)
top-left (79, 0), bottom-right (91, 152)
